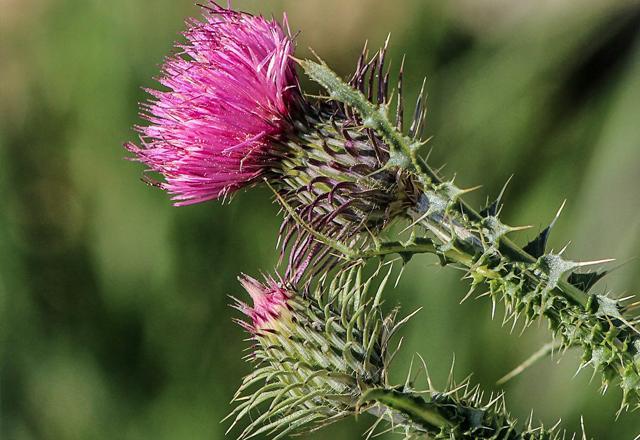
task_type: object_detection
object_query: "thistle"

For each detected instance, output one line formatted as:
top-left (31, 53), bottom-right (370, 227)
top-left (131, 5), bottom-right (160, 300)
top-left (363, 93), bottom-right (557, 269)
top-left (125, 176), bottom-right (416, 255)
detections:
top-left (125, 3), bottom-right (638, 438)
top-left (273, 41), bottom-right (424, 282)
top-left (229, 265), bottom-right (574, 439)
top-left (125, 4), bottom-right (422, 281)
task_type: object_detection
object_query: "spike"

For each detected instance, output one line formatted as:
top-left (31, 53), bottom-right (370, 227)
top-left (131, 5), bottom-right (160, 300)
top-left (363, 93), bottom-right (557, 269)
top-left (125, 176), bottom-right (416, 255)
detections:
top-left (573, 258), bottom-right (615, 268)
top-left (377, 34), bottom-right (391, 105)
top-left (507, 224), bottom-right (534, 233)
top-left (458, 184), bottom-right (484, 197)
top-left (351, 40), bottom-right (369, 88)
top-left (496, 341), bottom-right (558, 385)
top-left (480, 175), bottom-right (513, 218)
top-left (396, 55), bottom-right (405, 131)
top-left (409, 77), bottom-right (427, 139)
top-left (460, 284), bottom-right (477, 304)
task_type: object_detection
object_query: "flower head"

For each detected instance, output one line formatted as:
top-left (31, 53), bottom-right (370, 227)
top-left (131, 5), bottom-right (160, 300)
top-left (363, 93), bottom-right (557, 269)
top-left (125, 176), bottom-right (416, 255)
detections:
top-left (126, 3), bottom-right (298, 205)
top-left (237, 274), bottom-right (291, 332)
top-left (229, 265), bottom-right (396, 438)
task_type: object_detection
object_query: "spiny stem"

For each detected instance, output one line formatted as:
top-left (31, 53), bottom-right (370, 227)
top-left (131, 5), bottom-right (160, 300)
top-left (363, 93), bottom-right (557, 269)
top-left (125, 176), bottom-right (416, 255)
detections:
top-left (300, 57), bottom-right (640, 409)
top-left (300, 58), bottom-right (594, 309)
top-left (427, 159), bottom-right (602, 311)
top-left (362, 388), bottom-right (452, 430)
top-left (414, 204), bottom-right (589, 308)
top-left (360, 384), bottom-right (568, 439)
top-left (354, 238), bottom-right (500, 280)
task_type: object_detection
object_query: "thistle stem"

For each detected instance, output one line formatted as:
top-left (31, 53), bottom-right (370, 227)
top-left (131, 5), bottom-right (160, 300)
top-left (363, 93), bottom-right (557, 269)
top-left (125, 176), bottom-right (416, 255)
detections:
top-left (301, 58), bottom-right (590, 309)
top-left (360, 386), bottom-right (558, 439)
top-left (362, 388), bottom-right (451, 431)
top-left (417, 207), bottom-right (588, 308)
top-left (301, 57), bottom-right (640, 408)
top-left (421, 151), bottom-right (589, 308)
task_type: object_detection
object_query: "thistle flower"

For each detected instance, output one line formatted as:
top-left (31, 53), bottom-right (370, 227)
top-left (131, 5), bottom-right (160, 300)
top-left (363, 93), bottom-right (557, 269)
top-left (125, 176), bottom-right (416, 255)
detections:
top-left (126, 5), bottom-right (426, 282)
top-left (125, 3), bottom-right (299, 205)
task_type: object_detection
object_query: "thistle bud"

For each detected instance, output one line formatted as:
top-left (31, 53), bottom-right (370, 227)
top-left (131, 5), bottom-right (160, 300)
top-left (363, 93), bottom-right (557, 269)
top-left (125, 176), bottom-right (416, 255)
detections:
top-left (228, 266), bottom-right (396, 438)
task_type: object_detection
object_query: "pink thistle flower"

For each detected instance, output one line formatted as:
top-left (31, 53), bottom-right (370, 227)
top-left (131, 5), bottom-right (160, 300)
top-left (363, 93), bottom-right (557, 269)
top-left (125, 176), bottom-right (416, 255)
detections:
top-left (125, 3), bottom-right (299, 206)
top-left (236, 274), bottom-right (292, 332)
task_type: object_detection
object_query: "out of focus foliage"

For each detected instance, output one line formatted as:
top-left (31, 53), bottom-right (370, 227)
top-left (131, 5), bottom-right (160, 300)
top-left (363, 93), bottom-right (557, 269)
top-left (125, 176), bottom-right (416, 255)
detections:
top-left (1, 1), bottom-right (639, 438)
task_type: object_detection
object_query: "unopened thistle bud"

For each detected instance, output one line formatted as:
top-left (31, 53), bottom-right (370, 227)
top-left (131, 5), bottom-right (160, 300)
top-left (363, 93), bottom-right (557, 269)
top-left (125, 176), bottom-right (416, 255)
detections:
top-left (227, 266), bottom-right (397, 439)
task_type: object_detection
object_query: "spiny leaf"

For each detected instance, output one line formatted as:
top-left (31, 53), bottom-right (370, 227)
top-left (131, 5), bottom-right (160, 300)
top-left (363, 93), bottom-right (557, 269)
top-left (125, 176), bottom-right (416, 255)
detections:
top-left (524, 225), bottom-right (553, 259)
top-left (568, 270), bottom-right (608, 293)
top-left (523, 201), bottom-right (566, 259)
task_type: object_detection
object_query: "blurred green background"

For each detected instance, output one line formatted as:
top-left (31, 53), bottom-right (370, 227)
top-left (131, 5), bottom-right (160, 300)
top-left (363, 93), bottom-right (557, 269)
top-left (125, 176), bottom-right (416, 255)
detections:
top-left (2, 0), bottom-right (640, 438)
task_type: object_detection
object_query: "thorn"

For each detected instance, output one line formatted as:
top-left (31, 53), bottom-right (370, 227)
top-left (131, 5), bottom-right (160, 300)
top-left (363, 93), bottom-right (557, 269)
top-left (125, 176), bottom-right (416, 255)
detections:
top-left (495, 174), bottom-right (514, 215)
top-left (409, 77), bottom-right (427, 138)
top-left (416, 353), bottom-right (434, 392)
top-left (496, 341), bottom-right (558, 385)
top-left (618, 315), bottom-right (640, 336)
top-left (558, 241), bottom-right (571, 255)
top-left (573, 258), bottom-right (615, 268)
top-left (404, 355), bottom-right (415, 389)
top-left (396, 54), bottom-right (405, 131)
top-left (507, 224), bottom-right (534, 233)
top-left (481, 175), bottom-right (513, 217)
top-left (307, 47), bottom-right (325, 64)
top-left (289, 55), bottom-right (306, 65)
top-left (400, 211), bottom-right (431, 234)
top-left (460, 285), bottom-right (476, 304)
top-left (447, 353), bottom-right (456, 389)
top-left (394, 264), bottom-right (406, 288)
top-left (486, 391), bottom-right (504, 408)
top-left (618, 294), bottom-right (636, 303)
top-left (491, 297), bottom-right (497, 320)
top-left (554, 199), bottom-right (567, 222)
top-left (457, 185), bottom-right (483, 198)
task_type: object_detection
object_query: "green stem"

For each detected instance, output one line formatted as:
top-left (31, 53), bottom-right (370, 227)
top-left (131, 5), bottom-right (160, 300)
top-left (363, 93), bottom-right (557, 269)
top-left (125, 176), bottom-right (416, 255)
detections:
top-left (362, 388), bottom-right (451, 431)
top-left (421, 158), bottom-right (589, 308)
top-left (360, 386), bottom-right (559, 439)
top-left (301, 57), bottom-right (590, 309)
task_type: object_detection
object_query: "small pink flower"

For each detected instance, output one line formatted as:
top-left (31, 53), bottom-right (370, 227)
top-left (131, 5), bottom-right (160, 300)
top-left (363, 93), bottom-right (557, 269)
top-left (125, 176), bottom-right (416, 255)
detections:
top-left (236, 274), bottom-right (291, 332)
top-left (125, 3), bottom-right (298, 205)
